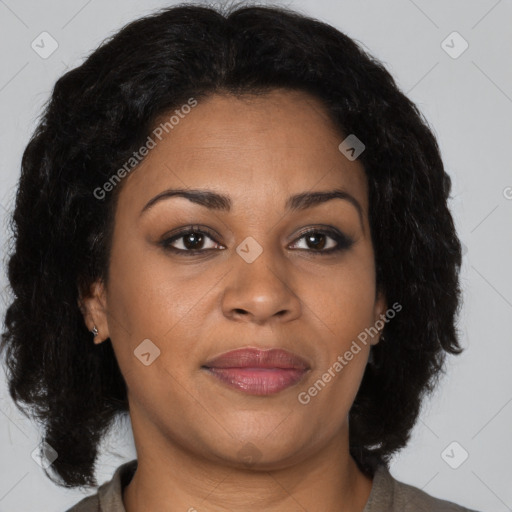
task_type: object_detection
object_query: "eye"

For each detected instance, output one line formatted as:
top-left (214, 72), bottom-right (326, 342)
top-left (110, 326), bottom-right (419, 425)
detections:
top-left (160, 225), bottom-right (223, 254)
top-left (289, 227), bottom-right (354, 255)
top-left (160, 225), bottom-right (354, 255)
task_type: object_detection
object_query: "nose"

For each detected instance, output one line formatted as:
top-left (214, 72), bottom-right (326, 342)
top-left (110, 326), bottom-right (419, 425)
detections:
top-left (221, 247), bottom-right (302, 325)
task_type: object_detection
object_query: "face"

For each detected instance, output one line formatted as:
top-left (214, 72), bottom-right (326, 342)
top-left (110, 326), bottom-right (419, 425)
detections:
top-left (83, 89), bottom-right (386, 469)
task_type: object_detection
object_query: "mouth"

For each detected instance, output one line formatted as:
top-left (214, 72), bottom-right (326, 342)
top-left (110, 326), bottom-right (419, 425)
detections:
top-left (201, 347), bottom-right (310, 396)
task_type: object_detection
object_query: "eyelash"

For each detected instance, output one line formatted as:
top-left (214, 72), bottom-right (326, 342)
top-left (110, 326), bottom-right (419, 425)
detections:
top-left (159, 225), bottom-right (354, 256)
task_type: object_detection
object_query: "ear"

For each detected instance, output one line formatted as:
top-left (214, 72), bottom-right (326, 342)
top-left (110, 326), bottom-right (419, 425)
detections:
top-left (77, 280), bottom-right (110, 344)
top-left (371, 288), bottom-right (387, 346)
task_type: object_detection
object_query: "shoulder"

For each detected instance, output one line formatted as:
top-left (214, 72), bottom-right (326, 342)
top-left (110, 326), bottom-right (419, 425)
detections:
top-left (65, 493), bottom-right (99, 512)
top-left (366, 464), bottom-right (481, 512)
top-left (65, 459), bottom-right (138, 512)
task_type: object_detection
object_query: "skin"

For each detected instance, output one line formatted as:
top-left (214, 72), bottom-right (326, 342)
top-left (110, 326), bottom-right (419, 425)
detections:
top-left (81, 89), bottom-right (387, 512)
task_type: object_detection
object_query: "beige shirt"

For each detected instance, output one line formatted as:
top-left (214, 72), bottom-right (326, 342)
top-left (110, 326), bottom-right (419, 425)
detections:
top-left (66, 459), bottom-right (479, 511)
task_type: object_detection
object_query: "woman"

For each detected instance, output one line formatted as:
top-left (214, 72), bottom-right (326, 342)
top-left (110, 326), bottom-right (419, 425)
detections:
top-left (1, 3), bottom-right (479, 511)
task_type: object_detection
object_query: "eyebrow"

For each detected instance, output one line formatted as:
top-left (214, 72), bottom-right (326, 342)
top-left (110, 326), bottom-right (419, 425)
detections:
top-left (139, 187), bottom-right (364, 228)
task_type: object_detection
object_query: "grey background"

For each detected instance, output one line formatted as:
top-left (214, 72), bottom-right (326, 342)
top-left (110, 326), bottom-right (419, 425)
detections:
top-left (0, 0), bottom-right (511, 510)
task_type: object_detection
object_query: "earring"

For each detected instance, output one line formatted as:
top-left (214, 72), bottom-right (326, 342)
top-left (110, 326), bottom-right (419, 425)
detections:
top-left (91, 326), bottom-right (99, 337)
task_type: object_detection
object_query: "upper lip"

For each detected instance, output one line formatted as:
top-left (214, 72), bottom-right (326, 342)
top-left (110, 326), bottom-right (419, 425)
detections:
top-left (203, 348), bottom-right (310, 370)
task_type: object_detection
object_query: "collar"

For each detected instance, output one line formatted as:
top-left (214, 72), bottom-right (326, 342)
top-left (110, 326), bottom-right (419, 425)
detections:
top-left (96, 459), bottom-right (394, 511)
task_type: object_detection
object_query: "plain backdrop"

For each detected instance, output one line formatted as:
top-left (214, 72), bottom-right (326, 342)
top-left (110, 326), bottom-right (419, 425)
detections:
top-left (0, 0), bottom-right (511, 510)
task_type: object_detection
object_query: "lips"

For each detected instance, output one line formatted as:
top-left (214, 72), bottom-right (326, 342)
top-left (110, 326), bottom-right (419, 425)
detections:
top-left (202, 348), bottom-right (310, 396)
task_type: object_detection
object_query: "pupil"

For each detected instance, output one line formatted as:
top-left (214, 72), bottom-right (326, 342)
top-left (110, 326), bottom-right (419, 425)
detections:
top-left (308, 233), bottom-right (325, 250)
top-left (184, 233), bottom-right (203, 250)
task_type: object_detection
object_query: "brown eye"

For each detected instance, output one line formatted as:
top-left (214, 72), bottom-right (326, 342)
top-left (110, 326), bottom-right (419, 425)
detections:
top-left (289, 228), bottom-right (354, 254)
top-left (160, 226), bottom-right (224, 254)
top-left (160, 225), bottom-right (353, 256)
top-left (178, 232), bottom-right (206, 250)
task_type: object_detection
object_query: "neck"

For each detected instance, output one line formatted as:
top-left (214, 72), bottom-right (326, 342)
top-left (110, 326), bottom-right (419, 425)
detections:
top-left (123, 412), bottom-right (373, 512)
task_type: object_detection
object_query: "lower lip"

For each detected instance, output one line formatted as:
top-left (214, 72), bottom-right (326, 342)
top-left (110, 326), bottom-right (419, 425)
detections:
top-left (204, 367), bottom-right (308, 395)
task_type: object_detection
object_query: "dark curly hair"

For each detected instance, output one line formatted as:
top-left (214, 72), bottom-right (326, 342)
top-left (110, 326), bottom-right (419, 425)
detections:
top-left (0, 1), bottom-right (463, 489)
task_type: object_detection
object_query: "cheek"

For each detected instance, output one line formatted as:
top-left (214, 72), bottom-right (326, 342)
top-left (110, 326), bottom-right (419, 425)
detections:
top-left (298, 256), bottom-right (377, 406)
top-left (105, 238), bottom-right (220, 377)
top-left (106, 232), bottom-right (194, 334)
top-left (308, 254), bottom-right (377, 335)
top-left (297, 266), bottom-right (374, 418)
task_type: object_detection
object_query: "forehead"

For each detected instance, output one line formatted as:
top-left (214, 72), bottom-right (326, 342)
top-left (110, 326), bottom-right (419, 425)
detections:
top-left (119, 89), bottom-right (368, 215)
